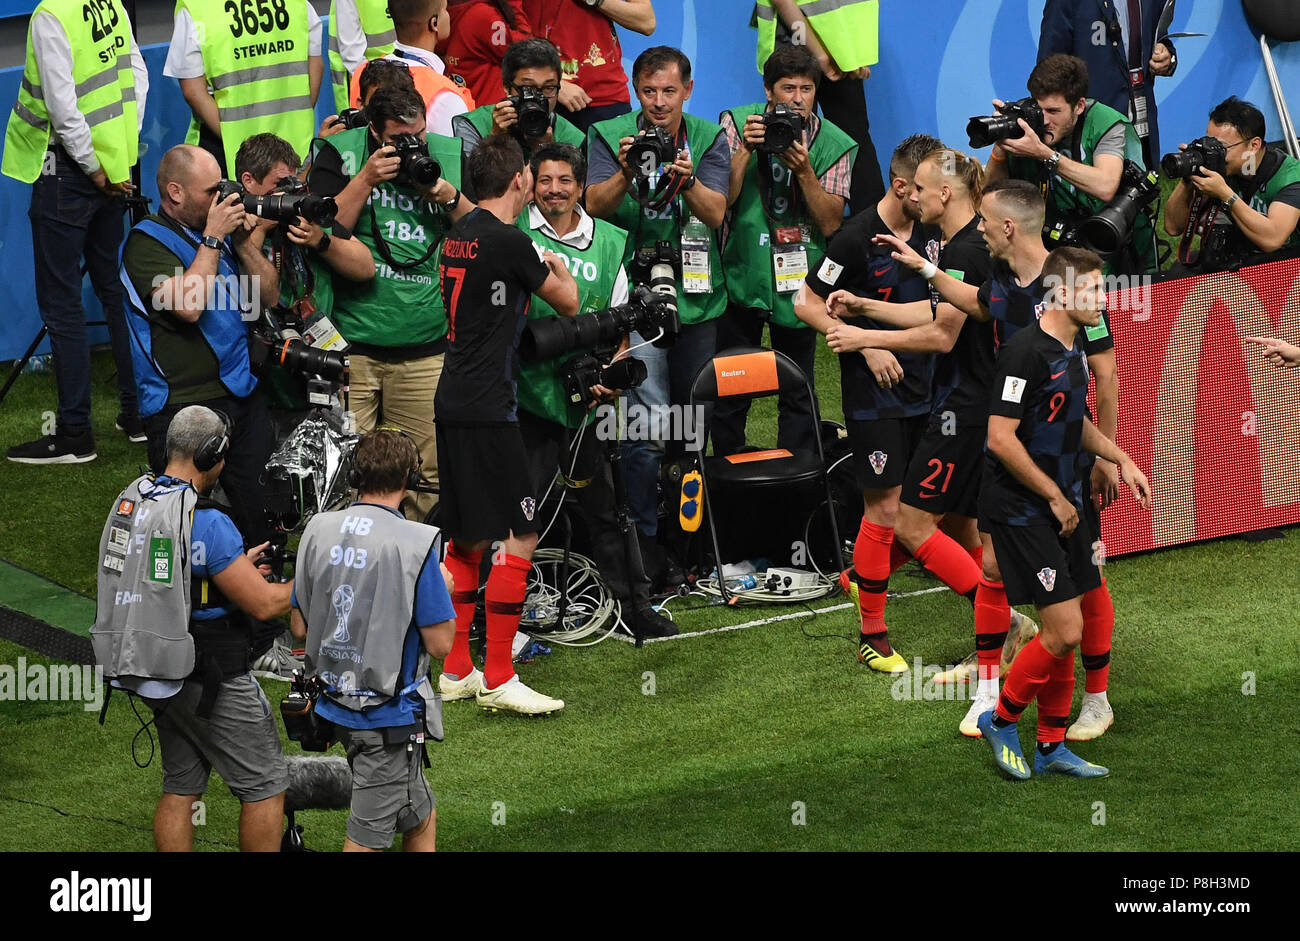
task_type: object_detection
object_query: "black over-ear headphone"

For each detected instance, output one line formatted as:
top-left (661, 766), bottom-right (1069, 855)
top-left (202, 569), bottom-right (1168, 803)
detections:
top-left (194, 409), bottom-right (232, 472)
top-left (348, 426), bottom-right (423, 492)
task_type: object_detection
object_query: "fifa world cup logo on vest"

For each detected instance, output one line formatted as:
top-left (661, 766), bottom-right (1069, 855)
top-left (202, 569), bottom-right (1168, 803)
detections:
top-left (331, 584), bottom-right (355, 644)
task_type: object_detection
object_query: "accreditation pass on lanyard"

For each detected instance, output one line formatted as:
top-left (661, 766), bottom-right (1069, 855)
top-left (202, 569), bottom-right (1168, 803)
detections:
top-left (1128, 69), bottom-right (1149, 139)
top-left (772, 225), bottom-right (809, 293)
top-left (680, 213), bottom-right (713, 294)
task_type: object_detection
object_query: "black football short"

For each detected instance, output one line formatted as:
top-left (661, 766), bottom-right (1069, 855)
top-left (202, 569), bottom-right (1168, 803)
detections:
top-left (434, 421), bottom-right (541, 541)
top-left (846, 414), bottom-right (927, 491)
top-left (900, 414), bottom-right (986, 517)
top-left (987, 516), bottom-right (1103, 608)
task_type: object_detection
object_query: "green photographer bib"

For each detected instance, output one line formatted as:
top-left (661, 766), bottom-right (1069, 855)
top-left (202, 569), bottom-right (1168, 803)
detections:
top-left (1009, 99), bottom-right (1155, 273)
top-left (589, 110), bottom-right (727, 326)
top-left (516, 210), bottom-right (629, 429)
top-left (721, 104), bottom-right (856, 329)
top-left (463, 105), bottom-right (586, 152)
top-left (321, 126), bottom-right (462, 347)
top-left (1248, 152), bottom-right (1300, 252)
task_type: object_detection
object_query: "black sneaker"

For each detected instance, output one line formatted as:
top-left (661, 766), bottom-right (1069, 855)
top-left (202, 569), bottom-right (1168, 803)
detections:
top-left (632, 606), bottom-right (679, 639)
top-left (115, 412), bottom-right (147, 443)
top-left (6, 429), bottom-right (96, 464)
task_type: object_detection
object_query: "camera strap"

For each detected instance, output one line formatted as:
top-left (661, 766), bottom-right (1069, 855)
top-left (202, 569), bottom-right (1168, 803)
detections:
top-left (631, 122), bottom-right (690, 210)
top-left (272, 230), bottom-right (317, 307)
top-left (1178, 192), bottom-right (1223, 267)
top-left (366, 196), bottom-right (439, 271)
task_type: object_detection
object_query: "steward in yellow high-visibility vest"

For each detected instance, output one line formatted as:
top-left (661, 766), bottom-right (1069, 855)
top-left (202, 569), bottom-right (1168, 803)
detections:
top-left (1, 0), bottom-right (148, 462)
top-left (328, 0), bottom-right (397, 112)
top-left (165, 0), bottom-right (323, 173)
top-left (754, 0), bottom-right (879, 75)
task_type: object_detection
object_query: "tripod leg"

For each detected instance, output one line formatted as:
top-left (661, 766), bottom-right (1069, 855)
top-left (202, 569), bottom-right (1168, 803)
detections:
top-left (0, 326), bottom-right (50, 409)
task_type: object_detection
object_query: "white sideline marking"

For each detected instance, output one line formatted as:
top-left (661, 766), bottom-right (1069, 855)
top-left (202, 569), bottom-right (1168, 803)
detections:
top-left (613, 585), bottom-right (950, 644)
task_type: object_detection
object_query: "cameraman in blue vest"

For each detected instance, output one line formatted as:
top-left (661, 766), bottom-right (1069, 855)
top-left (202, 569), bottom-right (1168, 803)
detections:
top-left (120, 144), bottom-right (281, 549)
top-left (290, 429), bottom-right (456, 852)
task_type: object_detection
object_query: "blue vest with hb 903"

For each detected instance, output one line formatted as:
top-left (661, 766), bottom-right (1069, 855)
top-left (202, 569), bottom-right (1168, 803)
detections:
top-left (118, 218), bottom-right (257, 418)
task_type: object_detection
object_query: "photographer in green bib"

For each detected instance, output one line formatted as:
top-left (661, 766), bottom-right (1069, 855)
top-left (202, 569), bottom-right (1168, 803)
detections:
top-left (515, 142), bottom-right (676, 639)
top-left (1162, 96), bottom-right (1300, 275)
top-left (451, 38), bottom-right (586, 197)
top-left (585, 46), bottom-right (730, 582)
top-left (307, 84), bottom-right (473, 521)
top-left (164, 0), bottom-right (324, 176)
top-left (982, 54), bottom-right (1155, 275)
top-left (713, 44), bottom-right (856, 457)
top-left (232, 133), bottom-right (376, 418)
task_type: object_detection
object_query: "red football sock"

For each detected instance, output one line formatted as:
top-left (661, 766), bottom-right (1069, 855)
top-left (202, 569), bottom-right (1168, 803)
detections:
top-left (484, 553), bottom-right (531, 689)
top-left (1081, 579), bottom-right (1115, 694)
top-left (968, 544), bottom-right (983, 570)
top-left (913, 529), bottom-right (980, 596)
top-left (442, 542), bottom-right (482, 679)
top-left (995, 634), bottom-right (1058, 723)
top-left (1035, 648), bottom-right (1076, 743)
top-left (853, 518), bottom-right (894, 648)
top-left (888, 540), bottom-right (912, 575)
top-left (974, 578), bottom-right (1009, 681)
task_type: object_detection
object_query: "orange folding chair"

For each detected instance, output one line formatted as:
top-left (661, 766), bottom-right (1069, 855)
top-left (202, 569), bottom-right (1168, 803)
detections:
top-left (688, 347), bottom-right (844, 602)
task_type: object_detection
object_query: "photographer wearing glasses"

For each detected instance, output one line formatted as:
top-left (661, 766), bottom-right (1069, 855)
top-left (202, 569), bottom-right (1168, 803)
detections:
top-left (307, 85), bottom-right (472, 521)
top-left (713, 44), bottom-right (856, 457)
top-left (981, 54), bottom-right (1154, 274)
top-left (452, 38), bottom-right (587, 189)
top-left (1162, 97), bottom-right (1300, 274)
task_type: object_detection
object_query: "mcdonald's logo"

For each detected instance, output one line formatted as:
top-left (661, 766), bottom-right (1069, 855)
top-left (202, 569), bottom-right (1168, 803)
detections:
top-left (1150, 265), bottom-right (1300, 547)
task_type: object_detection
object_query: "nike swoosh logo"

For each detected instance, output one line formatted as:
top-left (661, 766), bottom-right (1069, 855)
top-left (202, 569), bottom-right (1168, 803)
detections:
top-left (1051, 369), bottom-right (1067, 379)
top-left (871, 265), bottom-right (891, 277)
top-left (990, 296), bottom-right (1004, 303)
top-left (918, 492), bottom-right (941, 499)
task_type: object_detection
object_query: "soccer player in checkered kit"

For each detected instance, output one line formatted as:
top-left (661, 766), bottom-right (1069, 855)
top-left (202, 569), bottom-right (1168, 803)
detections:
top-left (973, 247), bottom-right (1150, 780)
top-left (795, 134), bottom-right (944, 674)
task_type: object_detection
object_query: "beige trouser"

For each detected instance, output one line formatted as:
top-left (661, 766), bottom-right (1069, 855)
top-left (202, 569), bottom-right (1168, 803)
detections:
top-left (348, 352), bottom-right (442, 522)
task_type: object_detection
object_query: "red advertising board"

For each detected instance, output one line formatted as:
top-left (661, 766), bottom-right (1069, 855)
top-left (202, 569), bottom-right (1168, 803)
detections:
top-left (1100, 256), bottom-right (1300, 556)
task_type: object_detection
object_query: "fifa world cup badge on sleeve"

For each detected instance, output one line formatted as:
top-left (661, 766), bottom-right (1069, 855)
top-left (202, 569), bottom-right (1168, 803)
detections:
top-left (1002, 376), bottom-right (1026, 404)
top-left (817, 257), bottom-right (843, 285)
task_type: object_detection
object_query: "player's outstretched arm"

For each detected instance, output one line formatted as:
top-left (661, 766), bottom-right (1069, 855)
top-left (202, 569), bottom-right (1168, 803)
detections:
top-left (537, 252), bottom-right (580, 317)
top-left (1245, 336), bottom-right (1300, 369)
top-left (987, 414), bottom-right (1079, 537)
top-left (1081, 419), bottom-right (1152, 509)
top-left (871, 233), bottom-right (983, 317)
top-left (827, 304), bottom-right (964, 355)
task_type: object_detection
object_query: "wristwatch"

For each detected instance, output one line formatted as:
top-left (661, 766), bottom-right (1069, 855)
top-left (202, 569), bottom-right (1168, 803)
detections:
top-left (200, 235), bottom-right (222, 251)
top-left (1045, 151), bottom-right (1062, 175)
top-left (440, 188), bottom-right (462, 212)
top-left (1223, 193), bottom-right (1240, 212)
top-left (681, 173), bottom-right (698, 192)
top-left (584, 0), bottom-right (605, 6)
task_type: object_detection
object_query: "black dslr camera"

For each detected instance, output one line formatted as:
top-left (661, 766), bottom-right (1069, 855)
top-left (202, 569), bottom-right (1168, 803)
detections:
top-left (510, 87), bottom-right (552, 140)
top-left (563, 354), bottom-right (648, 410)
top-left (280, 670), bottom-right (334, 752)
top-left (967, 97), bottom-right (1047, 149)
top-left (1161, 136), bottom-right (1228, 180)
top-left (334, 107), bottom-right (368, 131)
top-left (1078, 160), bottom-right (1161, 257)
top-left (215, 178), bottom-right (338, 226)
top-left (520, 241), bottom-right (682, 367)
top-left (250, 306), bottom-right (350, 384)
top-left (388, 132), bottom-right (442, 188)
top-left (627, 125), bottom-right (678, 177)
top-left (759, 104), bottom-right (805, 155)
